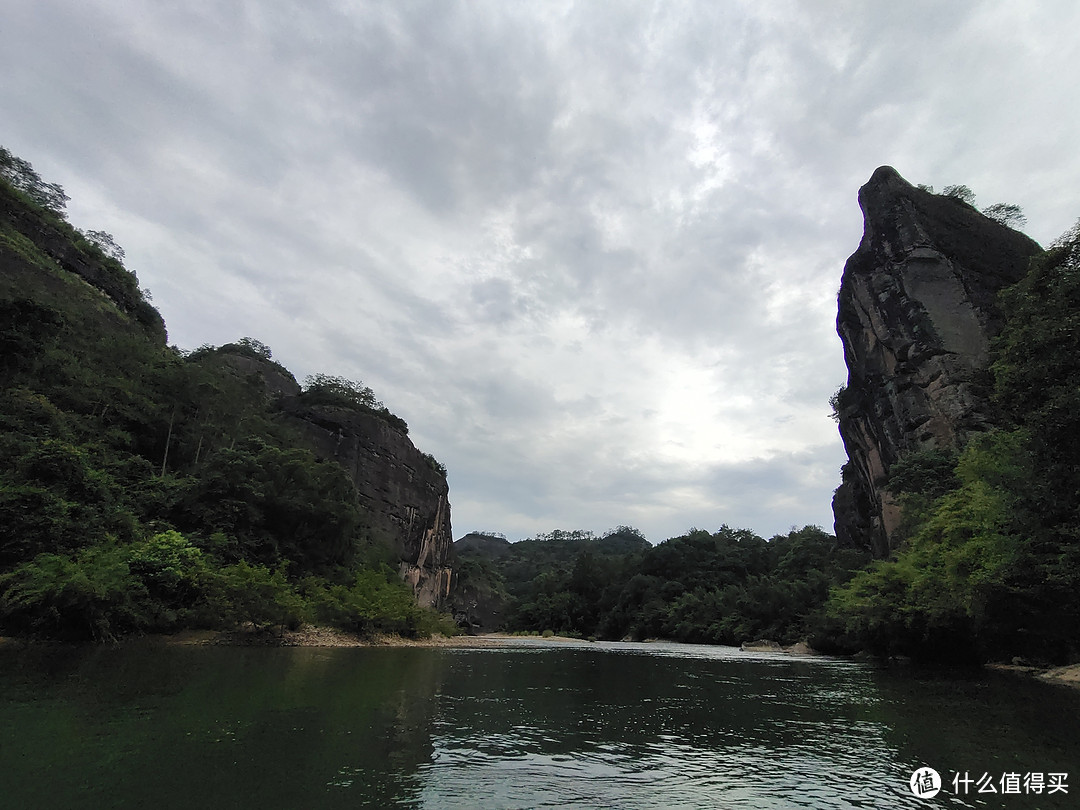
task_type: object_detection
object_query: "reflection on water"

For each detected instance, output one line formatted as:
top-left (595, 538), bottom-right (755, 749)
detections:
top-left (0, 638), bottom-right (1077, 809)
top-left (415, 642), bottom-right (903, 809)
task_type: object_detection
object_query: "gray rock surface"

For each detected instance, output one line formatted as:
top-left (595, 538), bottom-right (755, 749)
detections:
top-left (832, 167), bottom-right (1041, 556)
top-left (220, 351), bottom-right (454, 608)
top-left (282, 398), bottom-right (454, 608)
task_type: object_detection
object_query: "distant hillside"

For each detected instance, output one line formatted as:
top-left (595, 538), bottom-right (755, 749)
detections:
top-left (455, 532), bottom-right (513, 558)
top-left (451, 525), bottom-right (864, 647)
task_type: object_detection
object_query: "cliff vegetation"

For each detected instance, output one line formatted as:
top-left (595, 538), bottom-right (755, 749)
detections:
top-left (829, 169), bottom-right (1080, 665)
top-left (0, 148), bottom-right (454, 642)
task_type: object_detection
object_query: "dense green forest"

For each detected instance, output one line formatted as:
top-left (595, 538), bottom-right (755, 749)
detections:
top-left (829, 220), bottom-right (1080, 666)
top-left (0, 147), bottom-right (453, 641)
top-left (454, 525), bottom-right (868, 647)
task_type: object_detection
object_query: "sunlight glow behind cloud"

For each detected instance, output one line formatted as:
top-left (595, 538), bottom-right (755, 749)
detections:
top-left (3, 0), bottom-right (1079, 542)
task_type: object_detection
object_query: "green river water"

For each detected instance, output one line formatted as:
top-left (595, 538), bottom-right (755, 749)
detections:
top-left (0, 637), bottom-right (1076, 809)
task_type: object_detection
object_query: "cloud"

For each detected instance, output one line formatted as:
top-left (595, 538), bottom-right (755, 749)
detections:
top-left (3, 0), bottom-right (1079, 542)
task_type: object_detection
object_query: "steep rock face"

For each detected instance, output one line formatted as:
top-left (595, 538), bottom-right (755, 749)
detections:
top-left (281, 398), bottom-right (454, 608)
top-left (833, 167), bottom-right (1041, 556)
top-left (220, 352), bottom-right (454, 607)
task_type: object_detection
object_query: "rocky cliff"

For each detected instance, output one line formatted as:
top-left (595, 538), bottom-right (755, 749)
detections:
top-left (222, 353), bottom-right (454, 608)
top-left (832, 167), bottom-right (1041, 556)
top-left (287, 396), bottom-right (454, 608)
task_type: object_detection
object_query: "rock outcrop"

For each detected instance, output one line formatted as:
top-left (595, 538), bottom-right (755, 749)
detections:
top-left (220, 352), bottom-right (454, 608)
top-left (282, 398), bottom-right (454, 608)
top-left (832, 167), bottom-right (1041, 556)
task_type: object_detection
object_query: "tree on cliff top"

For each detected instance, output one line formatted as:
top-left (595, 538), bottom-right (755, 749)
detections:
top-left (919, 181), bottom-right (1027, 230)
top-left (302, 374), bottom-right (382, 410)
top-left (981, 202), bottom-right (1027, 230)
top-left (0, 146), bottom-right (69, 215)
top-left (942, 184), bottom-right (976, 205)
top-left (300, 373), bottom-right (409, 433)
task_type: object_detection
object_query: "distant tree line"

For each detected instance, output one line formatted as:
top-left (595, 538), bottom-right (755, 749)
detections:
top-left (454, 525), bottom-right (868, 648)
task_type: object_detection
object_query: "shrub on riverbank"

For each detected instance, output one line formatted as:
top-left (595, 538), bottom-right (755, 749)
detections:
top-left (0, 530), bottom-right (455, 642)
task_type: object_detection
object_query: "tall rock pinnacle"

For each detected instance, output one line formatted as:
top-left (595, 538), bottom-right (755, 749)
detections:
top-left (832, 167), bottom-right (1041, 556)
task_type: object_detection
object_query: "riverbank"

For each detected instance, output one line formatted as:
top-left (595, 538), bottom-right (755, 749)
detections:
top-left (985, 661), bottom-right (1080, 689)
top-left (160, 626), bottom-right (530, 648)
top-left (1037, 663), bottom-right (1080, 687)
top-left (0, 627), bottom-right (516, 649)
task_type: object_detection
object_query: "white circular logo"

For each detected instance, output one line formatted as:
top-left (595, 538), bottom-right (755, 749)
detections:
top-left (910, 767), bottom-right (942, 798)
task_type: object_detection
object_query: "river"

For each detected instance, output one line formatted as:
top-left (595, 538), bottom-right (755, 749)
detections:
top-left (0, 637), bottom-right (1076, 808)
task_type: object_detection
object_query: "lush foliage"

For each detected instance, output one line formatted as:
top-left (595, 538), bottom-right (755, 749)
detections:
top-left (299, 373), bottom-right (409, 433)
top-left (0, 146), bottom-right (69, 214)
top-left (0, 150), bottom-right (451, 641)
top-left (830, 220), bottom-right (1080, 664)
top-left (0, 530), bottom-right (451, 642)
top-left (917, 181), bottom-right (1027, 230)
top-left (455, 525), bottom-right (867, 647)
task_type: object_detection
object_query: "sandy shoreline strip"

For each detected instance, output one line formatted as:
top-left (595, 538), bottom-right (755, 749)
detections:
top-left (162, 626), bottom-right (552, 648)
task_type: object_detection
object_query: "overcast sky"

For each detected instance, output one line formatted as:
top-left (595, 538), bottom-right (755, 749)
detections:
top-left (3, 1), bottom-right (1079, 543)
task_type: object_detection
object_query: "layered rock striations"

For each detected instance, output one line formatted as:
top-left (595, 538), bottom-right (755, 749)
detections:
top-left (833, 167), bottom-right (1041, 556)
top-left (285, 397), bottom-right (454, 608)
top-left (221, 353), bottom-right (454, 608)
